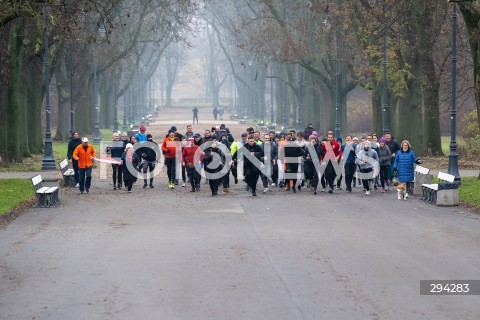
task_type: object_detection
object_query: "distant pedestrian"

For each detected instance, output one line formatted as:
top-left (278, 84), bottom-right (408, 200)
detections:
top-left (67, 131), bottom-right (82, 186)
top-left (72, 137), bottom-right (96, 194)
top-left (213, 107), bottom-right (218, 120)
top-left (192, 107), bottom-right (199, 124)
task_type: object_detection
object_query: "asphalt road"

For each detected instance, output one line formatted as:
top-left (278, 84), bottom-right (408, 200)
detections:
top-left (1, 107), bottom-right (479, 319)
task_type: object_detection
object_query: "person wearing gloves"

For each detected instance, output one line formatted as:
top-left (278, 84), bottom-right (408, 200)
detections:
top-left (393, 140), bottom-right (423, 199)
top-left (355, 140), bottom-right (379, 196)
top-left (72, 137), bottom-right (97, 194)
top-left (121, 143), bottom-right (140, 193)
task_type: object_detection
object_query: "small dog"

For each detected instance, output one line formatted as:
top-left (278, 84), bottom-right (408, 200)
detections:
top-left (397, 183), bottom-right (408, 200)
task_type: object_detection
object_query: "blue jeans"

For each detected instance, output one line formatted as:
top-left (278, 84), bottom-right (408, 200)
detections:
top-left (78, 167), bottom-right (92, 192)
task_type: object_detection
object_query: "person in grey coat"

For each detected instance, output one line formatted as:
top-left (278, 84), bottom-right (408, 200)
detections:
top-left (355, 141), bottom-right (379, 196)
top-left (377, 137), bottom-right (392, 192)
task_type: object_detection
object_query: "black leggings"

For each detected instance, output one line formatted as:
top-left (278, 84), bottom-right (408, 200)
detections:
top-left (165, 158), bottom-right (176, 182)
top-left (112, 164), bottom-right (122, 186)
top-left (380, 165), bottom-right (390, 188)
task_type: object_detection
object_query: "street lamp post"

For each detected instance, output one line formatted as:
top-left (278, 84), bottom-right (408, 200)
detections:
top-left (381, 0), bottom-right (390, 135)
top-left (122, 90), bottom-right (127, 131)
top-left (269, 64), bottom-right (275, 130)
top-left (113, 85), bottom-right (119, 132)
top-left (448, 1), bottom-right (461, 181)
top-left (281, 77), bottom-right (287, 129)
top-left (69, 35), bottom-right (75, 141)
top-left (334, 17), bottom-right (341, 139)
top-left (92, 26), bottom-right (105, 145)
top-left (41, 5), bottom-right (56, 170)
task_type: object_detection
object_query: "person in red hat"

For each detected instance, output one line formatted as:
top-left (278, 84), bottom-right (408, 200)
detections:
top-left (136, 125), bottom-right (147, 142)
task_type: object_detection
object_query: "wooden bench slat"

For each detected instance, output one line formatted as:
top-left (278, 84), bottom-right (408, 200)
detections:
top-left (31, 175), bottom-right (43, 186)
top-left (36, 187), bottom-right (50, 194)
top-left (438, 171), bottom-right (455, 183)
top-left (44, 187), bottom-right (59, 194)
top-left (415, 165), bottom-right (430, 175)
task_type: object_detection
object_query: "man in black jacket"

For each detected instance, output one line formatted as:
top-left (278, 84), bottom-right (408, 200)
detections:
top-left (67, 131), bottom-right (82, 186)
top-left (260, 134), bottom-right (278, 193)
top-left (136, 134), bottom-right (159, 188)
top-left (203, 140), bottom-right (226, 196)
top-left (243, 135), bottom-right (264, 196)
top-left (107, 132), bottom-right (125, 190)
top-left (283, 135), bottom-right (305, 193)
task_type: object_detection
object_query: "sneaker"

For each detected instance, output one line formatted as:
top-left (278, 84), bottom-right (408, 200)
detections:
top-left (235, 178), bottom-right (238, 184)
top-left (86, 189), bottom-right (89, 194)
top-left (117, 186), bottom-right (122, 190)
top-left (80, 190), bottom-right (84, 194)
top-left (196, 185), bottom-right (200, 191)
top-left (398, 193), bottom-right (402, 200)
top-left (313, 188), bottom-right (317, 195)
top-left (381, 188), bottom-right (386, 193)
top-left (373, 185), bottom-right (377, 190)
top-left (321, 188), bottom-right (325, 193)
top-left (224, 188), bottom-right (232, 193)
top-left (271, 182), bottom-right (276, 186)
top-left (143, 183), bottom-right (147, 188)
top-left (150, 184), bottom-right (154, 188)
top-left (212, 191), bottom-right (218, 196)
top-left (128, 190), bottom-right (132, 193)
top-left (405, 193), bottom-right (409, 199)
top-left (263, 188), bottom-right (268, 194)
top-left (365, 190), bottom-right (370, 196)
top-left (190, 188), bottom-right (196, 192)
top-left (182, 182), bottom-right (186, 187)
top-left (298, 184), bottom-right (302, 191)
top-left (336, 186), bottom-right (342, 190)
top-left (292, 186), bottom-right (296, 193)
top-left (346, 188), bottom-right (352, 192)
top-left (174, 180), bottom-right (179, 185)
top-left (328, 188), bottom-right (333, 194)
top-left (285, 185), bottom-right (291, 191)
top-left (113, 186), bottom-right (117, 190)
top-left (252, 192), bottom-right (257, 196)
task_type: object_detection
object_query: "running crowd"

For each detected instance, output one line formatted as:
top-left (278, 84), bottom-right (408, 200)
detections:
top-left (67, 123), bottom-right (422, 199)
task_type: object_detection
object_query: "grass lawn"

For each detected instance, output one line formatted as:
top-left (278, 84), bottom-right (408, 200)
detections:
top-left (458, 177), bottom-right (480, 210)
top-left (0, 179), bottom-right (35, 216)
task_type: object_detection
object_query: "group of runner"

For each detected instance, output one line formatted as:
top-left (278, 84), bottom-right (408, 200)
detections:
top-left (68, 122), bottom-right (422, 198)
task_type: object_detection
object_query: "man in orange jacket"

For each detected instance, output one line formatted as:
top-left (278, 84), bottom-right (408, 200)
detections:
top-left (73, 137), bottom-right (97, 194)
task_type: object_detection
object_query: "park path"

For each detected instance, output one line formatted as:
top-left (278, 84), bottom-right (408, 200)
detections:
top-left (1, 106), bottom-right (479, 319)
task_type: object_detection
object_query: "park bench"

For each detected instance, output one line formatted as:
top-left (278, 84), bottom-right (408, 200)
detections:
top-left (59, 158), bottom-right (75, 187)
top-left (31, 175), bottom-right (59, 207)
top-left (413, 165), bottom-right (433, 195)
top-left (421, 172), bottom-right (459, 206)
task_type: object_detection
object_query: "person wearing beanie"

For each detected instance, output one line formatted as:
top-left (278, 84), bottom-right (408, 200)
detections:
top-left (72, 137), bottom-right (97, 194)
top-left (121, 143), bottom-right (140, 193)
top-left (311, 131), bottom-right (318, 137)
top-left (165, 125), bottom-right (183, 141)
top-left (136, 125), bottom-right (147, 143)
top-left (304, 122), bottom-right (316, 136)
top-left (377, 137), bottom-right (392, 193)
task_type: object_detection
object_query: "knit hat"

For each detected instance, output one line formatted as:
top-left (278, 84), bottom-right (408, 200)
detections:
top-left (82, 137), bottom-right (89, 143)
top-left (353, 137), bottom-right (359, 142)
top-left (170, 126), bottom-right (177, 132)
top-left (125, 143), bottom-right (133, 150)
top-left (379, 137), bottom-right (386, 143)
top-left (312, 131), bottom-right (318, 137)
top-left (336, 137), bottom-right (343, 144)
top-left (139, 125), bottom-right (146, 132)
top-left (194, 133), bottom-right (201, 138)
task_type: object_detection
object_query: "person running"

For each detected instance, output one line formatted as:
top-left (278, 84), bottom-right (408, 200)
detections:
top-left (212, 107), bottom-right (218, 120)
top-left (219, 134), bottom-right (233, 193)
top-left (162, 130), bottom-right (180, 189)
top-left (136, 133), bottom-right (158, 188)
top-left (67, 131), bottom-right (82, 187)
top-left (321, 131), bottom-right (342, 193)
top-left (303, 135), bottom-right (324, 194)
top-left (243, 135), bottom-right (264, 196)
top-left (283, 134), bottom-right (304, 193)
top-left (203, 140), bottom-right (226, 196)
top-left (184, 125), bottom-right (195, 140)
top-left (107, 132), bottom-right (124, 190)
top-left (335, 137), bottom-right (343, 190)
top-left (121, 143), bottom-right (140, 193)
top-left (342, 135), bottom-right (357, 192)
top-left (385, 132), bottom-right (400, 180)
top-left (192, 107), bottom-right (199, 124)
top-left (260, 134), bottom-right (278, 194)
top-left (393, 140), bottom-right (422, 199)
top-left (356, 141), bottom-right (378, 196)
top-left (377, 137), bottom-right (392, 193)
top-left (230, 133), bottom-right (248, 185)
top-left (182, 137), bottom-right (201, 192)
top-left (72, 137), bottom-right (96, 194)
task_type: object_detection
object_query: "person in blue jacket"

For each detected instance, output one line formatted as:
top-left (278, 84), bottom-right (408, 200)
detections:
top-left (393, 140), bottom-right (423, 199)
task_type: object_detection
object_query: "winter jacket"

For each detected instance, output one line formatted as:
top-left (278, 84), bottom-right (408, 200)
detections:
top-left (107, 140), bottom-right (124, 159)
top-left (243, 142), bottom-right (264, 174)
top-left (356, 148), bottom-right (379, 171)
top-left (67, 138), bottom-right (82, 160)
top-left (321, 140), bottom-right (342, 160)
top-left (386, 139), bottom-right (400, 161)
top-left (121, 150), bottom-right (140, 181)
top-left (303, 143), bottom-right (323, 162)
top-left (377, 145), bottom-right (392, 167)
top-left (203, 147), bottom-right (225, 175)
top-left (136, 132), bottom-right (147, 143)
top-left (261, 142), bottom-right (278, 163)
top-left (136, 141), bottom-right (159, 162)
top-left (73, 144), bottom-right (97, 169)
top-left (161, 137), bottom-right (180, 159)
top-left (182, 144), bottom-right (201, 164)
top-left (393, 148), bottom-right (417, 183)
top-left (342, 143), bottom-right (357, 165)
